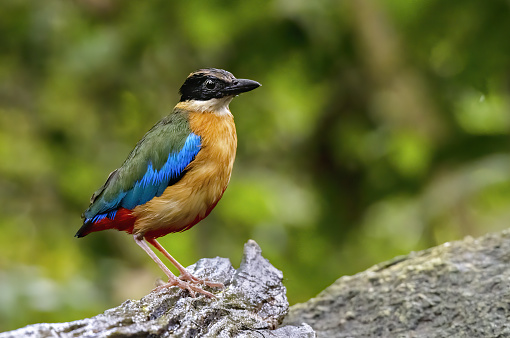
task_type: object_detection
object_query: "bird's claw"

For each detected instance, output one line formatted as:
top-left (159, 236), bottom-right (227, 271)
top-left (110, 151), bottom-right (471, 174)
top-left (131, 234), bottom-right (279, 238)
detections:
top-left (153, 276), bottom-right (219, 298)
top-left (178, 271), bottom-right (225, 289)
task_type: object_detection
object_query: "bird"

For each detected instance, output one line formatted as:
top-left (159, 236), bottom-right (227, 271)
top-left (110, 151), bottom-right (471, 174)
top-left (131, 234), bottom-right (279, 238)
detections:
top-left (75, 68), bottom-right (260, 297)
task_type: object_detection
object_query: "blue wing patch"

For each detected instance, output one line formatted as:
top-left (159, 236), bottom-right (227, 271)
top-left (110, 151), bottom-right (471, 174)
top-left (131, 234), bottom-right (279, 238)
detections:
top-left (85, 133), bottom-right (201, 223)
top-left (121, 133), bottom-right (201, 209)
top-left (90, 210), bottom-right (117, 224)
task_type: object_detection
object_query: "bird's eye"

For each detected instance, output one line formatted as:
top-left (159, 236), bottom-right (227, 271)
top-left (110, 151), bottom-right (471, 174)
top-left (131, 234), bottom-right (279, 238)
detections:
top-left (204, 80), bottom-right (216, 90)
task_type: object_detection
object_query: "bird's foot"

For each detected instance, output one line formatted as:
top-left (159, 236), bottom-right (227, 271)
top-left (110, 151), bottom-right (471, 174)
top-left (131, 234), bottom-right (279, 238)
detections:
top-left (154, 277), bottom-right (217, 298)
top-left (178, 270), bottom-right (225, 289)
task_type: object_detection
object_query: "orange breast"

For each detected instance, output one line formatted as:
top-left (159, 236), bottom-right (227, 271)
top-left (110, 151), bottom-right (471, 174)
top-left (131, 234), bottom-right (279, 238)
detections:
top-left (131, 107), bottom-right (237, 238)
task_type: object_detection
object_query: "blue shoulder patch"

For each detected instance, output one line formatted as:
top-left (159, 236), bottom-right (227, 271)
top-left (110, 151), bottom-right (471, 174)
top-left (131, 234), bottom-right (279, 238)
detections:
top-left (86, 133), bottom-right (201, 223)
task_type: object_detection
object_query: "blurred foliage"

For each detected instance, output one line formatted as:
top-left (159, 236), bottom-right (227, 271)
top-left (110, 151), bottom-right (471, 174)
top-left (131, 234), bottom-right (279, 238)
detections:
top-left (1, 0), bottom-right (510, 331)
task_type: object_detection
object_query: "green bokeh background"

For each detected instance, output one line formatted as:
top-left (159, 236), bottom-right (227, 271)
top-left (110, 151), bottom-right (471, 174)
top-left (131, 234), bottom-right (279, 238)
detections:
top-left (1, 0), bottom-right (510, 331)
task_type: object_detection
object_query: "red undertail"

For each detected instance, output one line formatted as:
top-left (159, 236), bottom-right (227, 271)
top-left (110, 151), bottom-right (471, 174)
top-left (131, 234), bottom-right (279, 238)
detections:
top-left (76, 208), bottom-right (136, 237)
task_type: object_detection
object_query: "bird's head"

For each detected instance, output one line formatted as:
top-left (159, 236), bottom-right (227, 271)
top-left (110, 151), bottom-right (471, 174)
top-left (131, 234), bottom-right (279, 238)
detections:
top-left (178, 68), bottom-right (260, 114)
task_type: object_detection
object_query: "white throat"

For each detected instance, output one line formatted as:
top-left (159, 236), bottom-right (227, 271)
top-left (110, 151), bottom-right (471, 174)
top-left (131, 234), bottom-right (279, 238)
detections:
top-left (186, 97), bottom-right (234, 116)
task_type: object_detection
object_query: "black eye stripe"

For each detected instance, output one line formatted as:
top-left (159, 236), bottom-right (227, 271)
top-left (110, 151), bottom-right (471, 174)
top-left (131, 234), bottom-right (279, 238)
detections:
top-left (179, 76), bottom-right (229, 101)
top-left (179, 68), bottom-right (237, 102)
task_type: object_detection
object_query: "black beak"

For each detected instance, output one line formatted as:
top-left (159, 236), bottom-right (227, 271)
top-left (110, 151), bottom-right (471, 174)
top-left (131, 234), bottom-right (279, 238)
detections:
top-left (224, 78), bottom-right (261, 96)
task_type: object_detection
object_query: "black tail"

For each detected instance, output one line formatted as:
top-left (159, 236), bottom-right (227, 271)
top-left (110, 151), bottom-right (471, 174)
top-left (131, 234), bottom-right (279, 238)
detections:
top-left (75, 221), bottom-right (92, 238)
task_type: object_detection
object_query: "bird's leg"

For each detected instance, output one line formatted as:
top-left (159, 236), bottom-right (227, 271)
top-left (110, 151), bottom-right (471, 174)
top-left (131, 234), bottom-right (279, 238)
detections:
top-left (133, 234), bottom-right (215, 298)
top-left (134, 234), bottom-right (178, 281)
top-left (146, 237), bottom-right (224, 289)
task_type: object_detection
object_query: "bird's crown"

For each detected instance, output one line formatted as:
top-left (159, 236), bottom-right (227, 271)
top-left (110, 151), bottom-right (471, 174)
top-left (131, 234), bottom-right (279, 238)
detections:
top-left (179, 68), bottom-right (260, 102)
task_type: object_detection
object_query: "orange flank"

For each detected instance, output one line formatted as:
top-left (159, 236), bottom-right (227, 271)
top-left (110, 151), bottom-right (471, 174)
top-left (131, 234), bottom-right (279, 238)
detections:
top-left (130, 104), bottom-right (237, 238)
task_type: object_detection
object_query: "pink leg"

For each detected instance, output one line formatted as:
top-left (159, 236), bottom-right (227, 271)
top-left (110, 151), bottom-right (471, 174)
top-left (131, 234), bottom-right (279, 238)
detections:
top-left (146, 237), bottom-right (224, 289)
top-left (133, 234), bottom-right (216, 298)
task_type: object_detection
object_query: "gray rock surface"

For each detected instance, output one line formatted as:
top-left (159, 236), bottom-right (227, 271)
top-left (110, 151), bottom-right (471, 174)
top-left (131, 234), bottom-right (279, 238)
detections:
top-left (284, 230), bottom-right (510, 337)
top-left (2, 240), bottom-right (315, 338)
top-left (9, 229), bottom-right (509, 338)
